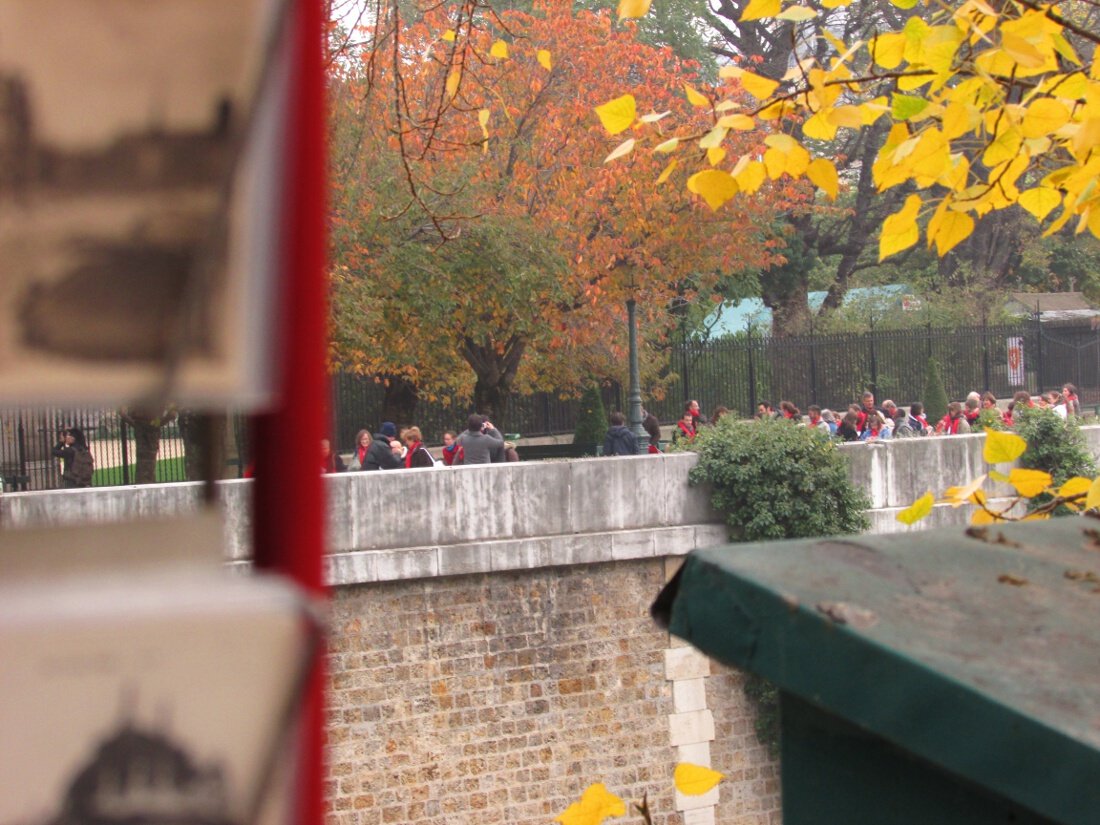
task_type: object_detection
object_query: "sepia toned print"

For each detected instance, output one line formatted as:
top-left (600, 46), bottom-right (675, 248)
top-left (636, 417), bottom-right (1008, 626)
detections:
top-left (0, 0), bottom-right (285, 407)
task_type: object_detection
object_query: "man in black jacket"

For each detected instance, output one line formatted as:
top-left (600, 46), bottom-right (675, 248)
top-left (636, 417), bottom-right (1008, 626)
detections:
top-left (602, 411), bottom-right (637, 456)
top-left (365, 421), bottom-right (402, 470)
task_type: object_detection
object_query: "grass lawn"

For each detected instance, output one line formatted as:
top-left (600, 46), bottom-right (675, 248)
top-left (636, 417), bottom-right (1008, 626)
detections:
top-left (93, 456), bottom-right (188, 486)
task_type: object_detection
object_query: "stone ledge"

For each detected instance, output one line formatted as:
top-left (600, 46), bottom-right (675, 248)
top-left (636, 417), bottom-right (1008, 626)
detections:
top-left (323, 523), bottom-right (722, 585)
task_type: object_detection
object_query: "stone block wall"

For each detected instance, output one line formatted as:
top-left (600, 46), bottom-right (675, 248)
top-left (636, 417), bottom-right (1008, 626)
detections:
top-left (326, 559), bottom-right (781, 825)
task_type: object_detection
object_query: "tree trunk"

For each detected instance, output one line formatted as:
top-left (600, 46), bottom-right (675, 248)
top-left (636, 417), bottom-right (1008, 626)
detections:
top-left (178, 411), bottom-right (228, 481)
top-left (381, 375), bottom-right (419, 428)
top-left (122, 408), bottom-right (173, 485)
top-left (462, 335), bottom-right (526, 423)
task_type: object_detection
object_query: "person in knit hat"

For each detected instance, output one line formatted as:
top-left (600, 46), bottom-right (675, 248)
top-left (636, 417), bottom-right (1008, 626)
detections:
top-left (365, 421), bottom-right (401, 470)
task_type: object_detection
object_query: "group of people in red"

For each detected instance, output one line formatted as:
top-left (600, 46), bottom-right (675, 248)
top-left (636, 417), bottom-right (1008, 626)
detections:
top-left (320, 415), bottom-right (520, 473)
top-left (660, 384), bottom-right (1082, 446)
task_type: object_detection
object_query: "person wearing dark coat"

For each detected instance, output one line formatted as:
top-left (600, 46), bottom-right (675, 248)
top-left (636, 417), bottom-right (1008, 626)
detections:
top-left (602, 411), bottom-right (637, 456)
top-left (402, 426), bottom-right (435, 468)
top-left (365, 421), bottom-right (402, 470)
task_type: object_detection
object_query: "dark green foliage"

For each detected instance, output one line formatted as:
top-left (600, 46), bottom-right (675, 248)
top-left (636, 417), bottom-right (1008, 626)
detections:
top-left (922, 358), bottom-right (949, 424)
top-left (977, 408), bottom-right (1006, 431)
top-left (1014, 407), bottom-right (1097, 490)
top-left (573, 385), bottom-right (607, 447)
top-left (743, 673), bottom-right (780, 759)
top-left (687, 419), bottom-right (870, 542)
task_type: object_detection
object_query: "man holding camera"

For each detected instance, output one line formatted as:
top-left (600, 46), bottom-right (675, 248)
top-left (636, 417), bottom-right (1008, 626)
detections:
top-left (455, 414), bottom-right (504, 465)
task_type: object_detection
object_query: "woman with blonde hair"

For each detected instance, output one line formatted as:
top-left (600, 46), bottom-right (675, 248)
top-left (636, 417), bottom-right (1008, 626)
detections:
top-left (402, 426), bottom-right (435, 468)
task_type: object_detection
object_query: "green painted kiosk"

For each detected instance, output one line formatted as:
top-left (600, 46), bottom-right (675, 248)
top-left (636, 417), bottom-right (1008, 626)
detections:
top-left (652, 518), bottom-right (1100, 825)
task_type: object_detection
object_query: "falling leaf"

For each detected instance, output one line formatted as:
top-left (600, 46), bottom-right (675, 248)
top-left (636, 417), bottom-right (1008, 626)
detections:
top-left (983, 428), bottom-right (1027, 464)
top-left (1008, 468), bottom-right (1053, 498)
top-left (674, 763), bottom-right (724, 796)
top-left (555, 784), bottom-right (626, 825)
top-left (445, 69), bottom-right (461, 99)
top-left (617, 0), bottom-right (652, 21)
top-left (897, 491), bottom-right (934, 525)
top-left (946, 474), bottom-right (987, 507)
top-left (595, 94), bottom-right (637, 135)
top-left (640, 110), bottom-right (671, 123)
top-left (442, 29), bottom-right (456, 42)
top-left (537, 49), bottom-right (552, 70)
top-left (656, 159), bottom-right (678, 184)
top-left (778, 5), bottom-right (818, 20)
top-left (604, 138), bottom-right (636, 163)
top-left (997, 573), bottom-right (1028, 586)
top-left (654, 137), bottom-right (680, 153)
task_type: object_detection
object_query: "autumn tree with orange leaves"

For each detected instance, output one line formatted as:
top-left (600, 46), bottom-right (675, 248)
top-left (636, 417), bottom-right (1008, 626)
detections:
top-left (328, 3), bottom-right (789, 421)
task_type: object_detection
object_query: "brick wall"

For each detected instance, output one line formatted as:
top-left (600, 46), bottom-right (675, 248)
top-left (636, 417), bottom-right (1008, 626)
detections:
top-left (325, 559), bottom-right (781, 825)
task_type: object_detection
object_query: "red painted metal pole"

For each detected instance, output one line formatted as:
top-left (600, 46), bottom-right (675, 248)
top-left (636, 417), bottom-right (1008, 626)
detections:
top-left (251, 0), bottom-right (327, 822)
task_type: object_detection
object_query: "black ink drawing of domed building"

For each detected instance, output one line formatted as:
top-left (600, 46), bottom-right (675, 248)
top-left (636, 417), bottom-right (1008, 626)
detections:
top-left (47, 719), bottom-right (233, 825)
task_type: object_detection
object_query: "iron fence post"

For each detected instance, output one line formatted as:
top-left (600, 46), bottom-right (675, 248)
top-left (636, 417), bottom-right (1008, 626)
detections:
top-left (120, 418), bottom-right (131, 486)
top-left (1036, 312), bottom-right (1045, 391)
top-left (982, 317), bottom-right (991, 392)
top-left (747, 328), bottom-right (757, 415)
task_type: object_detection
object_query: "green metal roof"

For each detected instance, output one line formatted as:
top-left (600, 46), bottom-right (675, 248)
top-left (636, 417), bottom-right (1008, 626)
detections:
top-left (653, 518), bottom-right (1100, 824)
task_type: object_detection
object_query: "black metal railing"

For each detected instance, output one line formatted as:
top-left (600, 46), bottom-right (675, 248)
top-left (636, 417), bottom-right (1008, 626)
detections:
top-left (5, 317), bottom-right (1096, 490)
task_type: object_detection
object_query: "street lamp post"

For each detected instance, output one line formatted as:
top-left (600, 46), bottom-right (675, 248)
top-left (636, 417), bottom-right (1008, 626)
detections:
top-left (626, 297), bottom-right (647, 453)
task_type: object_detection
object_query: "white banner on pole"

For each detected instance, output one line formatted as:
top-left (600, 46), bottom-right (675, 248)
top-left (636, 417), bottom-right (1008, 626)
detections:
top-left (1007, 336), bottom-right (1025, 386)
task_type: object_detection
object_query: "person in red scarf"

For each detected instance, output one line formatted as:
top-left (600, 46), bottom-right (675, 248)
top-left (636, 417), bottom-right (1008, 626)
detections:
top-left (936, 402), bottom-right (971, 435)
top-left (402, 426), bottom-right (435, 468)
top-left (1062, 383), bottom-right (1081, 417)
top-left (440, 430), bottom-right (461, 466)
top-left (321, 439), bottom-right (346, 473)
top-left (672, 410), bottom-right (696, 445)
top-left (347, 429), bottom-right (371, 471)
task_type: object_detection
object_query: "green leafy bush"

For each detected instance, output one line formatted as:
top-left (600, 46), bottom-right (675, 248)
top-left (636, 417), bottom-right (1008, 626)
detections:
top-left (977, 408), bottom-right (1006, 431)
top-left (687, 419), bottom-right (870, 542)
top-left (1014, 406), bottom-right (1097, 488)
top-left (922, 358), bottom-right (949, 424)
top-left (572, 385), bottom-right (607, 447)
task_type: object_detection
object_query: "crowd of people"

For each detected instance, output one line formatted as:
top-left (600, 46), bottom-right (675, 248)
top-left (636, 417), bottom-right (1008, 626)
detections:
top-left (323, 414), bottom-right (520, 472)
top-left (328, 382), bottom-right (1085, 470)
top-left (661, 383), bottom-right (1083, 445)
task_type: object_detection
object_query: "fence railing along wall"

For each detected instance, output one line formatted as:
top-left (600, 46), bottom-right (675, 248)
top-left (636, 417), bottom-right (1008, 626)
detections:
top-left (5, 318), bottom-right (1098, 491)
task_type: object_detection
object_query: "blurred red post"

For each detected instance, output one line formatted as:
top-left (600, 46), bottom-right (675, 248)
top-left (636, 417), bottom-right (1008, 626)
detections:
top-left (250, 0), bottom-right (328, 822)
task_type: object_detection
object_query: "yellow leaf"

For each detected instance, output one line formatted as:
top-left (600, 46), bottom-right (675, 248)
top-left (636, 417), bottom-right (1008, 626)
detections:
top-left (654, 137), bottom-right (680, 153)
top-left (1059, 477), bottom-right (1093, 499)
top-left (1019, 187), bottom-right (1062, 221)
top-left (739, 70), bottom-right (779, 99)
top-left (675, 763), bottom-right (725, 796)
top-left (927, 205), bottom-right (974, 256)
top-left (640, 111), bottom-right (671, 123)
top-left (802, 111), bottom-right (838, 141)
top-left (688, 169), bottom-right (740, 210)
top-left (879, 194), bottom-right (922, 261)
top-left (741, 0), bottom-right (781, 21)
top-left (733, 159), bottom-right (767, 193)
top-left (707, 147), bottom-right (727, 166)
top-left (807, 157), bottom-right (839, 200)
top-left (490, 40), bottom-right (509, 59)
top-left (537, 49), bottom-right (552, 71)
top-left (617, 0), bottom-right (652, 20)
top-left (595, 95), bottom-right (637, 135)
top-left (1086, 477), bottom-right (1100, 511)
top-left (971, 507), bottom-right (1004, 525)
top-left (684, 84), bottom-right (711, 108)
top-left (699, 126), bottom-right (728, 150)
top-left (897, 491), bottom-right (934, 525)
top-left (656, 159), bottom-right (678, 184)
top-left (555, 784), bottom-right (626, 825)
top-left (778, 5), bottom-right (817, 20)
top-left (445, 69), bottom-right (461, 99)
top-left (831, 105), bottom-right (864, 128)
top-left (603, 138), bottom-right (635, 163)
top-left (763, 142), bottom-right (810, 179)
top-left (1022, 98), bottom-right (1071, 138)
top-left (941, 101), bottom-right (975, 140)
top-left (983, 428), bottom-right (1027, 464)
top-left (1008, 468), bottom-right (1053, 498)
top-left (442, 29), bottom-right (456, 42)
top-left (717, 113), bottom-right (755, 130)
top-left (982, 127), bottom-right (1022, 168)
top-left (478, 109), bottom-right (490, 128)
top-left (871, 32), bottom-right (906, 69)
top-left (945, 474), bottom-right (987, 507)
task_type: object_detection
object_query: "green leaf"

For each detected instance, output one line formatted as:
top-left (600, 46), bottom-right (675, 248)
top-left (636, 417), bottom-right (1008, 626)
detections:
top-left (892, 94), bottom-right (931, 121)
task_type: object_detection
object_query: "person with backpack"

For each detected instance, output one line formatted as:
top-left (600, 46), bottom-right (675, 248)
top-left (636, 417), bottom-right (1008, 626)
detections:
top-left (52, 426), bottom-right (94, 488)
